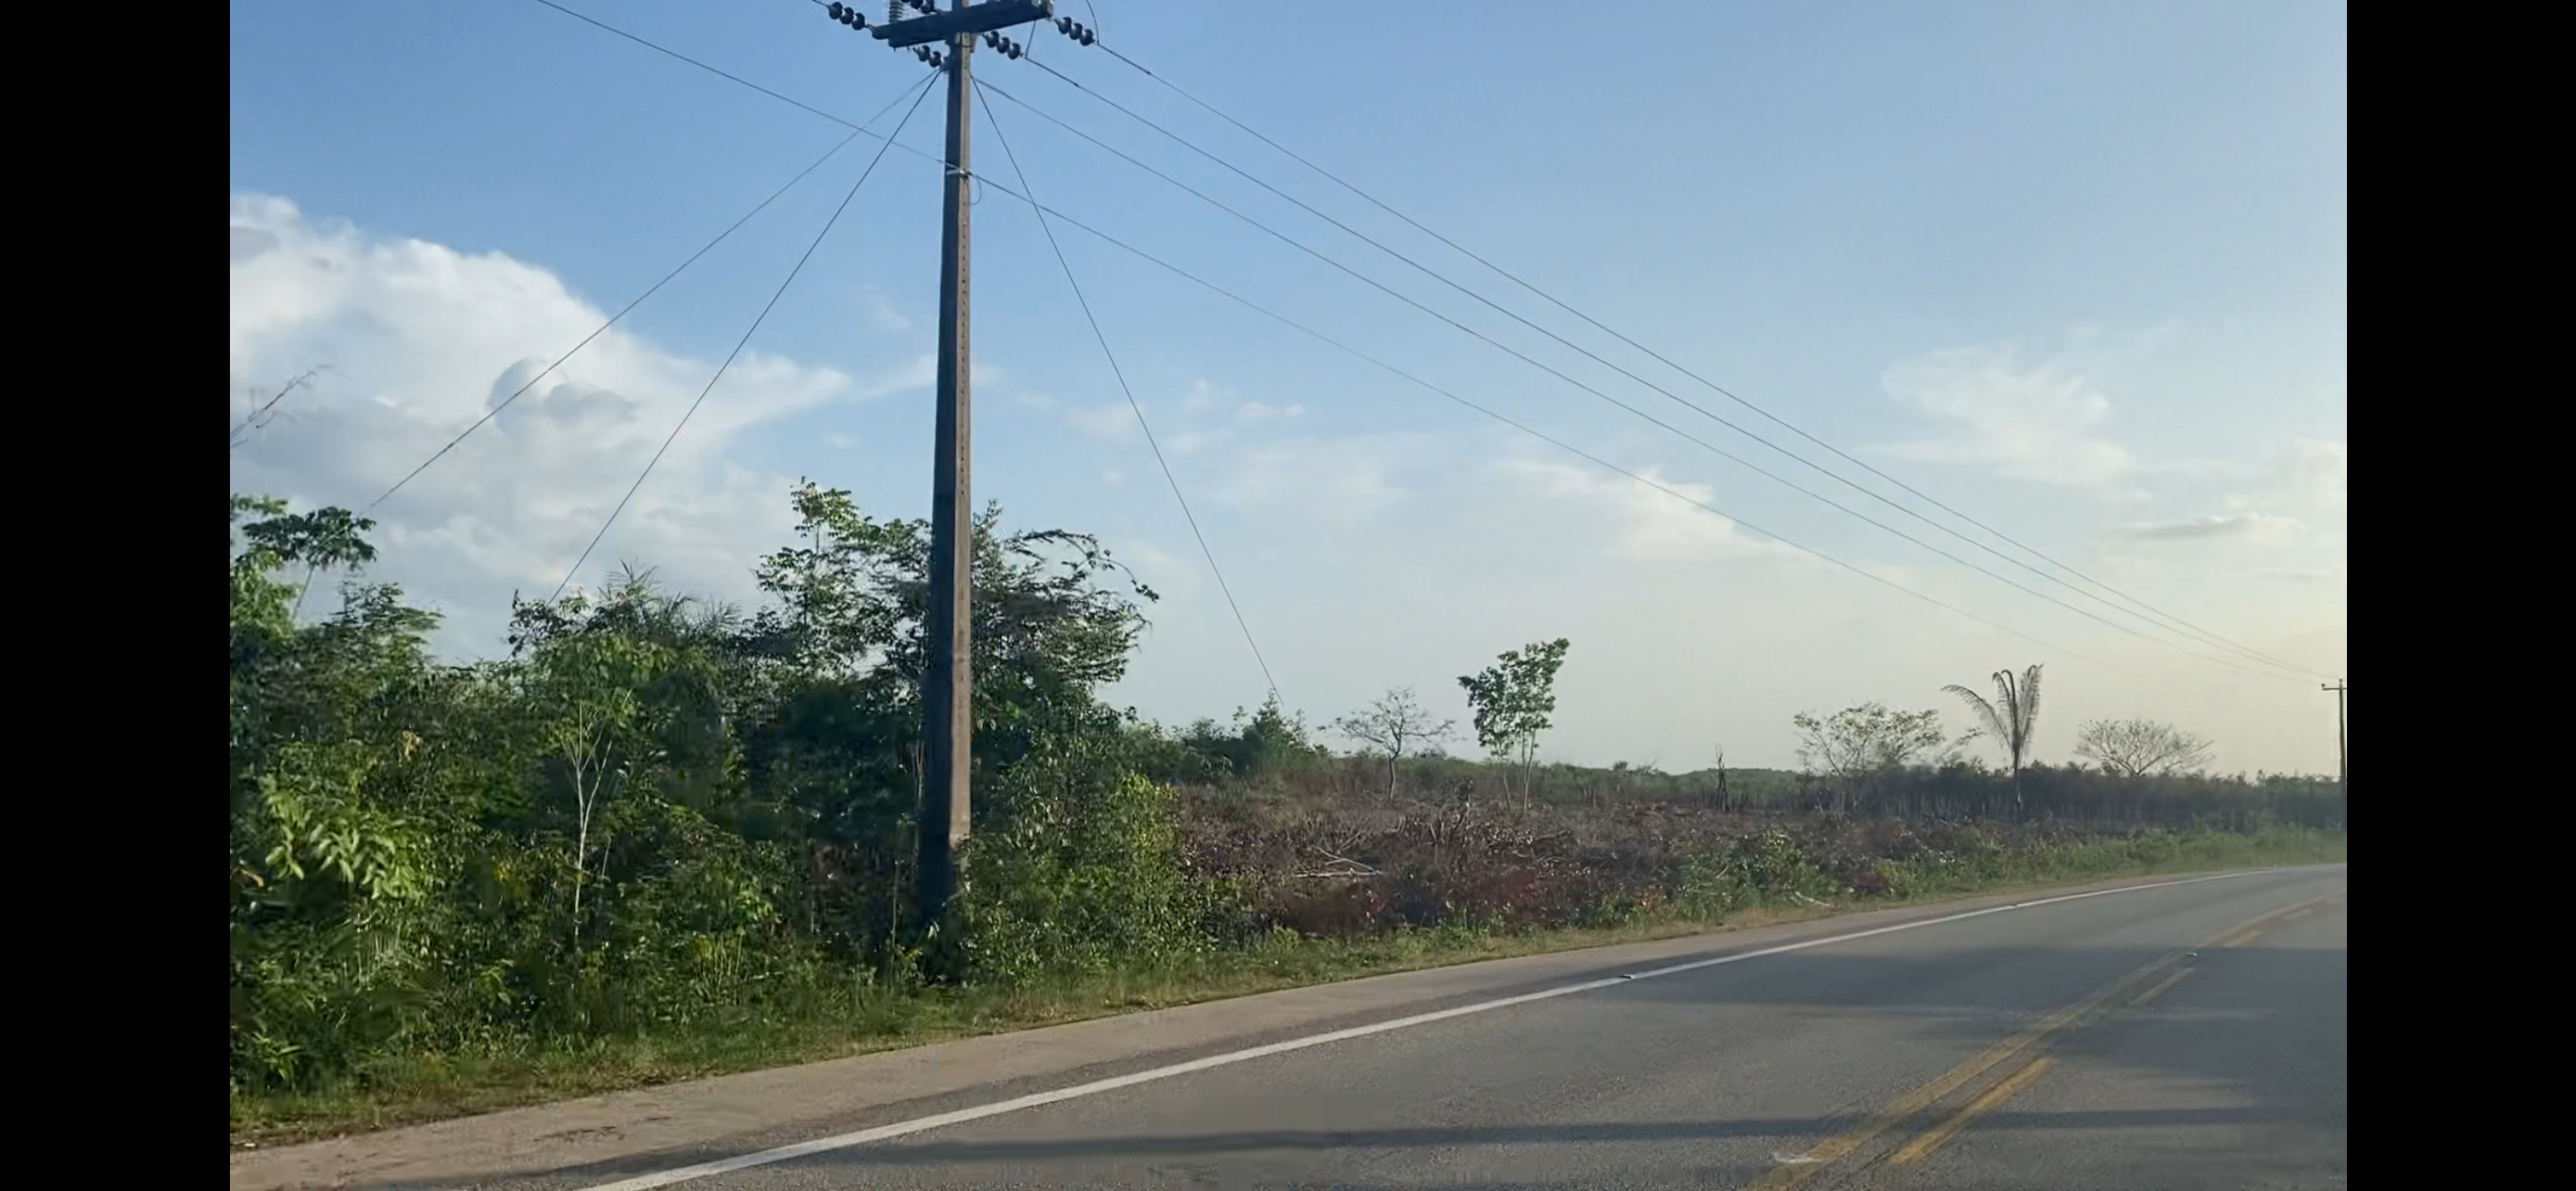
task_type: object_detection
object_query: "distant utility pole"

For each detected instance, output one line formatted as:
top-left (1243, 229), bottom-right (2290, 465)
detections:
top-left (836, 0), bottom-right (1083, 931)
top-left (2321, 680), bottom-right (2347, 793)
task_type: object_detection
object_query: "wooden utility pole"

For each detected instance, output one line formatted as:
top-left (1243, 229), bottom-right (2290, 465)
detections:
top-left (868, 0), bottom-right (1058, 929)
top-left (2322, 680), bottom-right (2347, 792)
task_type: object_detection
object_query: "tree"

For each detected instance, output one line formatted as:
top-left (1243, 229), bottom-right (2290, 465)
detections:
top-left (518, 601), bottom-right (659, 949)
top-left (1792, 702), bottom-right (1955, 813)
top-left (2073, 718), bottom-right (2214, 778)
top-left (1457, 638), bottom-right (1572, 797)
top-left (1332, 687), bottom-right (1456, 799)
top-left (1945, 664), bottom-right (2044, 810)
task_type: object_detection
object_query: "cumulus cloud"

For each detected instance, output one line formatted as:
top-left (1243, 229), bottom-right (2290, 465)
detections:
top-left (1237, 400), bottom-right (1303, 422)
top-left (1219, 434), bottom-right (1411, 515)
top-left (2290, 438), bottom-right (2346, 511)
top-left (2255, 566), bottom-right (2346, 584)
top-left (1120, 541), bottom-right (1201, 600)
top-left (1168, 429), bottom-right (1228, 456)
top-left (1503, 459), bottom-right (1806, 565)
top-left (227, 194), bottom-right (912, 654)
top-left (2104, 512), bottom-right (2306, 543)
top-left (862, 288), bottom-right (912, 334)
top-left (1875, 345), bottom-right (2136, 487)
top-left (1065, 402), bottom-right (1136, 439)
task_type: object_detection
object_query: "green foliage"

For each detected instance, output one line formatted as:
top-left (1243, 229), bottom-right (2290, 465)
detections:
top-left (1945, 664), bottom-right (2044, 803)
top-left (227, 481), bottom-right (1177, 1095)
top-left (1174, 694), bottom-right (1326, 779)
top-left (227, 481), bottom-right (2343, 1136)
top-left (1457, 638), bottom-right (1571, 788)
top-left (959, 733), bottom-right (1211, 987)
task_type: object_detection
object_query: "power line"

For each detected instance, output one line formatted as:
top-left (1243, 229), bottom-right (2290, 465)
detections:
top-left (551, 73), bottom-right (941, 601)
top-left (949, 174), bottom-right (2145, 680)
top-left (968, 79), bottom-right (2304, 685)
top-left (530, 11), bottom-right (2302, 685)
top-left (519, 3), bottom-right (2227, 688)
top-left (537, 0), bottom-right (867, 132)
top-left (973, 79), bottom-right (1281, 700)
top-left (368, 73), bottom-right (926, 514)
top-left (988, 68), bottom-right (2319, 684)
top-left (1078, 41), bottom-right (2332, 682)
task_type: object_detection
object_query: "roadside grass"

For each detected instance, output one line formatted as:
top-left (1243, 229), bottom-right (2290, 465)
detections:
top-left (230, 826), bottom-right (2342, 1148)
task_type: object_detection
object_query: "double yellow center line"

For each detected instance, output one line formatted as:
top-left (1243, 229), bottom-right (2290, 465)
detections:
top-left (1749, 887), bottom-right (2344, 1188)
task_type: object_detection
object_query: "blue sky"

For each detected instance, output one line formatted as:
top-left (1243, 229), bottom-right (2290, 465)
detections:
top-left (229, 1), bottom-right (2347, 774)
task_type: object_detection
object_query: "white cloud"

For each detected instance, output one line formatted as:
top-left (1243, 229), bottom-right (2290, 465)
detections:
top-left (1875, 345), bottom-right (2136, 487)
top-left (1220, 435), bottom-right (1410, 515)
top-left (1237, 400), bottom-right (1301, 422)
top-left (824, 432), bottom-right (856, 449)
top-left (1121, 541), bottom-right (1201, 600)
top-left (227, 194), bottom-right (905, 655)
top-left (1503, 458), bottom-right (1807, 565)
top-left (2105, 512), bottom-right (2305, 543)
top-left (862, 288), bottom-right (912, 334)
top-left (2254, 566), bottom-right (2346, 584)
top-left (1168, 429), bottom-right (1228, 456)
top-left (1180, 378), bottom-right (1223, 414)
top-left (2289, 438), bottom-right (2346, 511)
top-left (1065, 402), bottom-right (1135, 439)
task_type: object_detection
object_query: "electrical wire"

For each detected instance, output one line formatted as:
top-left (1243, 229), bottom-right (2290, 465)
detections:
top-left (367, 72), bottom-right (926, 513)
top-left (528, 2), bottom-right (2278, 688)
top-left (1078, 41), bottom-right (2333, 681)
top-left (970, 80), bottom-right (2305, 685)
top-left (951, 172), bottom-right (2150, 681)
top-left (974, 79), bottom-right (1281, 699)
top-left (550, 73), bottom-right (940, 600)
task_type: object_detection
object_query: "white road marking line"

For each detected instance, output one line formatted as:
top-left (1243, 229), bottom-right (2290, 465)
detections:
top-left (579, 867), bottom-right (2297, 1190)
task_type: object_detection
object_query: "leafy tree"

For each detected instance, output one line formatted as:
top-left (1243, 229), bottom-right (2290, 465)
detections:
top-left (1945, 664), bottom-right (2044, 809)
top-left (2073, 718), bottom-right (2214, 777)
top-left (1457, 638), bottom-right (1571, 796)
top-left (1332, 687), bottom-right (1456, 799)
top-left (1181, 694), bottom-right (1323, 778)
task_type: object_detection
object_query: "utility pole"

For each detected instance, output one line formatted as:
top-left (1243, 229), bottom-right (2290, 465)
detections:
top-left (2322, 680), bottom-right (2347, 793)
top-left (861, 0), bottom-right (1064, 931)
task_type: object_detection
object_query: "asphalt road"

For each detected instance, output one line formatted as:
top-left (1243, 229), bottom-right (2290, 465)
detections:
top-left (260, 866), bottom-right (2347, 1191)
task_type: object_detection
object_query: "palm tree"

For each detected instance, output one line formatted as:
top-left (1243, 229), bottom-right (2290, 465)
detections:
top-left (1945, 664), bottom-right (2044, 812)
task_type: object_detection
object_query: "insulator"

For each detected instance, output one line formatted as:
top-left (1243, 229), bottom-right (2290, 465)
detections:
top-left (1080, 29), bottom-right (1095, 45)
top-left (827, 2), bottom-right (844, 19)
top-left (1057, 17), bottom-right (1072, 33)
top-left (887, 1), bottom-right (902, 22)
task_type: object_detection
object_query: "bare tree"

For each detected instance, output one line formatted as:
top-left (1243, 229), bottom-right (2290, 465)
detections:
top-left (1792, 702), bottom-right (1952, 813)
top-left (1332, 686), bottom-right (1456, 800)
top-left (231, 367), bottom-right (325, 449)
top-left (2073, 718), bottom-right (2214, 778)
top-left (1945, 664), bottom-right (2044, 810)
